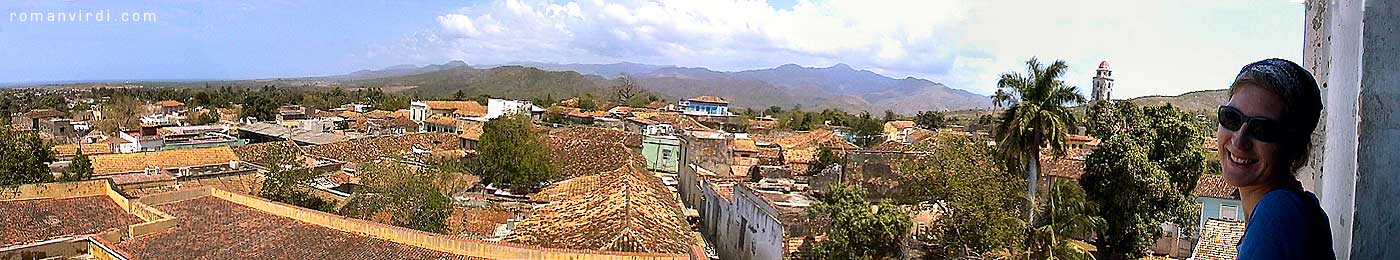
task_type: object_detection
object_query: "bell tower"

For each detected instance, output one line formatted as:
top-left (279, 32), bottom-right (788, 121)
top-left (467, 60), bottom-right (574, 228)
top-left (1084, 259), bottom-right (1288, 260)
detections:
top-left (1092, 61), bottom-right (1113, 102)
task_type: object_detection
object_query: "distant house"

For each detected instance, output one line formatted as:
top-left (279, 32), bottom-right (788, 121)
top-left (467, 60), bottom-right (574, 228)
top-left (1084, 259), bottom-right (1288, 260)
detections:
top-left (277, 105), bottom-right (312, 121)
top-left (410, 100), bottom-right (487, 123)
top-left (679, 96), bottom-right (731, 116)
top-left (89, 146), bottom-right (252, 189)
top-left (642, 135), bottom-right (685, 174)
top-left (1153, 174), bottom-right (1243, 258)
top-left (116, 125), bottom-right (165, 153)
top-left (12, 109), bottom-right (75, 138)
top-left (882, 120), bottom-right (917, 143)
top-left (154, 100), bottom-right (186, 115)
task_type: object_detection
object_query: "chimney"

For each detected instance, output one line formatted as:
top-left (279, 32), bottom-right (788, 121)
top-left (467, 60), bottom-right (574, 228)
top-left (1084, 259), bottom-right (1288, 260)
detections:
top-left (1076, 126), bottom-right (1087, 136)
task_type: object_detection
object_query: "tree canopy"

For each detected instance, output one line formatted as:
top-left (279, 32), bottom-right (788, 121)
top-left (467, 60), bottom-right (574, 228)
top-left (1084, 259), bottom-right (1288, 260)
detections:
top-left (807, 184), bottom-right (912, 260)
top-left (257, 144), bottom-right (334, 212)
top-left (992, 57), bottom-right (1086, 224)
top-left (1079, 103), bottom-right (1208, 259)
top-left (898, 134), bottom-right (1027, 259)
top-left (913, 110), bottom-right (947, 129)
top-left (341, 158), bottom-right (453, 233)
top-left (476, 113), bottom-right (557, 191)
top-left (0, 128), bottom-right (55, 187)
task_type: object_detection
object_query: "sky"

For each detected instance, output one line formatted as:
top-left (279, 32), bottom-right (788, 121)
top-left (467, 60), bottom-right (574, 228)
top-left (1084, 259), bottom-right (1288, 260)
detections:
top-left (0, 0), bottom-right (1305, 99)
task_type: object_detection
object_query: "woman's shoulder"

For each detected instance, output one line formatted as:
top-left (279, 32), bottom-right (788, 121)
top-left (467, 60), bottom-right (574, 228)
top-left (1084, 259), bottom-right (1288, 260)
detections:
top-left (1255, 189), bottom-right (1322, 220)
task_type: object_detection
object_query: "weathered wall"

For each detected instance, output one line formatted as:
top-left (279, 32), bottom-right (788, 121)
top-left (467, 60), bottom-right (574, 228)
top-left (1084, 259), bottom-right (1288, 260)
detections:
top-left (1316, 0), bottom-right (1400, 259)
top-left (1350, 0), bottom-right (1400, 258)
top-left (1300, 0), bottom-right (1331, 193)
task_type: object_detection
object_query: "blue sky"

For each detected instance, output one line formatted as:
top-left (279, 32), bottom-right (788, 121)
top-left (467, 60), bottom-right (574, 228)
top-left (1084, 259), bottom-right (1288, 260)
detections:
top-left (0, 0), bottom-right (1304, 98)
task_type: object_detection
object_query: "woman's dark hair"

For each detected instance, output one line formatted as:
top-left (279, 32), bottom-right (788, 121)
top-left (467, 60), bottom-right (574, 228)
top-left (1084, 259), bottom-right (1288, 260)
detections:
top-left (1227, 58), bottom-right (1323, 174)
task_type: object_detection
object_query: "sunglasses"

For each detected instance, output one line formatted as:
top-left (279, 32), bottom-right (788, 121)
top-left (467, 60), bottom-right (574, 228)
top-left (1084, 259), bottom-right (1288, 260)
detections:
top-left (1217, 106), bottom-right (1290, 143)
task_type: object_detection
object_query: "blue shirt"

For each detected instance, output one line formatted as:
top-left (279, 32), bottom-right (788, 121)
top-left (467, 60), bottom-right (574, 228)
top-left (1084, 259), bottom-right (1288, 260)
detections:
top-left (1236, 189), bottom-right (1335, 259)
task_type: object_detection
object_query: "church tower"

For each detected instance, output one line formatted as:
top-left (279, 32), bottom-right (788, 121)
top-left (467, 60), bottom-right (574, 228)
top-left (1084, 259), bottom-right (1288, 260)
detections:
top-left (1092, 61), bottom-right (1113, 102)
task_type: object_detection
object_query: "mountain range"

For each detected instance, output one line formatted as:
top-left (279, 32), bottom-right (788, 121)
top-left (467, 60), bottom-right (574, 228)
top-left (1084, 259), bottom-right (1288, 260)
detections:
top-left (339, 61), bottom-right (991, 113)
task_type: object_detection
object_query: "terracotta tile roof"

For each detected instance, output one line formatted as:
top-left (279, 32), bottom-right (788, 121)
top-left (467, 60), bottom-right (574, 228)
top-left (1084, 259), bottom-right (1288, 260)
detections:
top-left (458, 122), bottom-right (484, 141)
top-left (548, 127), bottom-right (642, 178)
top-left (303, 133), bottom-right (461, 163)
top-left (232, 141), bottom-right (299, 165)
top-left (104, 170), bottom-right (177, 186)
top-left (155, 100), bottom-right (185, 107)
top-left (632, 112), bottom-right (710, 130)
top-left (426, 101), bottom-right (489, 117)
top-left (731, 138), bottom-right (759, 153)
top-left (685, 96), bottom-right (728, 104)
top-left (0, 196), bottom-right (144, 247)
top-left (1191, 218), bottom-right (1245, 260)
top-left (768, 129), bottom-right (857, 151)
top-left (512, 158), bottom-right (695, 254)
top-left (549, 126), bottom-right (642, 148)
top-left (626, 116), bottom-right (658, 125)
top-left (115, 196), bottom-right (490, 260)
top-left (447, 207), bottom-right (514, 238)
top-left (425, 115), bottom-right (461, 126)
top-left (91, 147), bottom-right (239, 175)
top-left (20, 108), bottom-right (65, 119)
top-left (52, 143), bottom-right (115, 157)
top-left (1039, 149), bottom-right (1090, 180)
top-left (1194, 174), bottom-right (1238, 199)
top-left (867, 140), bottom-right (916, 152)
top-left (884, 120), bottom-right (916, 130)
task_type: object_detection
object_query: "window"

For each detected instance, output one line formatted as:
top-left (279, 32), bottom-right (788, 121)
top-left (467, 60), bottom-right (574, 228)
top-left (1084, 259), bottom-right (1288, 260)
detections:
top-left (662, 149), bottom-right (673, 161)
top-left (1220, 205), bottom-right (1239, 221)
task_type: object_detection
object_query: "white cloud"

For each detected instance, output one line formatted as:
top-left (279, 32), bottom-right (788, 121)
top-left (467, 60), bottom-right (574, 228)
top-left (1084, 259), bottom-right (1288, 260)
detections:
top-left (372, 0), bottom-right (1303, 99)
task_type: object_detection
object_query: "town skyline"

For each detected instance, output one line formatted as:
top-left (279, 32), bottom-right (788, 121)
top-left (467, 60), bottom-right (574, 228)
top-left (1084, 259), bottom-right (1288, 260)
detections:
top-left (2, 0), bottom-right (1304, 99)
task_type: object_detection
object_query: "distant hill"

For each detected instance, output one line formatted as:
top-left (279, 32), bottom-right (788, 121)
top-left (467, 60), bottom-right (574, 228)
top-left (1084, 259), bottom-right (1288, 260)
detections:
top-left (13, 61), bottom-right (995, 113)
top-left (1126, 89), bottom-right (1228, 112)
top-left (506, 62), bottom-right (991, 113)
top-left (346, 66), bottom-right (615, 101)
top-left (314, 61), bottom-right (470, 81)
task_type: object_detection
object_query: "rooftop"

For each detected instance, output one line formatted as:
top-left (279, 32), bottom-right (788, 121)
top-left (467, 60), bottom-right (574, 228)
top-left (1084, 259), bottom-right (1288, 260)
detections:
top-left (302, 133), bottom-right (461, 163)
top-left (425, 100), bottom-right (489, 117)
top-left (155, 100), bottom-right (185, 107)
top-left (115, 195), bottom-right (490, 260)
top-left (685, 96), bottom-right (729, 104)
top-left (512, 157), bottom-right (695, 254)
top-left (90, 146), bottom-right (239, 175)
top-left (1195, 174), bottom-right (1239, 199)
top-left (1191, 218), bottom-right (1244, 260)
top-left (0, 195), bottom-right (143, 247)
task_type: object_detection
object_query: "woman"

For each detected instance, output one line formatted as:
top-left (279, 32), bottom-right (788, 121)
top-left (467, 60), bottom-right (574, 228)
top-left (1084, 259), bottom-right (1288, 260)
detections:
top-left (1217, 58), bottom-right (1333, 259)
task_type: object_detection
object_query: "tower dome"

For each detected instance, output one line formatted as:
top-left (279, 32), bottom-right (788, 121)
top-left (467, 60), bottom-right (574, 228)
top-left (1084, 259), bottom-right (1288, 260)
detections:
top-left (1098, 61), bottom-right (1110, 70)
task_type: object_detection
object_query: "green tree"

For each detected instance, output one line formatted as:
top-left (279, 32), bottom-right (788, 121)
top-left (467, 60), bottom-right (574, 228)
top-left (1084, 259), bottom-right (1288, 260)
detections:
top-left (190, 109), bottom-right (221, 125)
top-left (0, 128), bottom-right (55, 186)
top-left (476, 113), bottom-right (557, 192)
top-left (992, 57), bottom-right (1086, 223)
top-left (257, 144), bottom-right (334, 212)
top-left (1080, 104), bottom-right (1206, 260)
top-left (101, 95), bottom-right (145, 131)
top-left (807, 184), bottom-right (912, 260)
top-left (576, 94), bottom-right (598, 111)
top-left (453, 89), bottom-right (468, 101)
top-left (341, 159), bottom-right (452, 233)
top-left (1029, 179), bottom-right (1103, 260)
top-left (1085, 100), bottom-right (1131, 139)
top-left (240, 94), bottom-right (278, 121)
top-left (913, 110), bottom-right (947, 129)
top-left (61, 149), bottom-right (94, 182)
top-left (899, 134), bottom-right (1026, 259)
top-left (810, 147), bottom-right (844, 174)
top-left (883, 110), bottom-right (899, 122)
top-left (849, 112), bottom-right (885, 148)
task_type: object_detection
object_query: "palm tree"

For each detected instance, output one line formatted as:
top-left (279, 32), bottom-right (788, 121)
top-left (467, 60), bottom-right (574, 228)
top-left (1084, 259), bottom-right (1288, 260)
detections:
top-left (992, 57), bottom-right (1086, 225)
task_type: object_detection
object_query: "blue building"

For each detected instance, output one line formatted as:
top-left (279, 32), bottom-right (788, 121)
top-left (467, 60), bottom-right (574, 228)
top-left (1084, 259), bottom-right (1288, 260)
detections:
top-left (679, 96), bottom-right (730, 116)
top-left (1195, 174), bottom-right (1243, 226)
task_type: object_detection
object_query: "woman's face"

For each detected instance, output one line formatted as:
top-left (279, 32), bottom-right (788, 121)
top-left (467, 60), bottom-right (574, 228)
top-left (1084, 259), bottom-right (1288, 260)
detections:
top-left (1218, 84), bottom-right (1288, 188)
